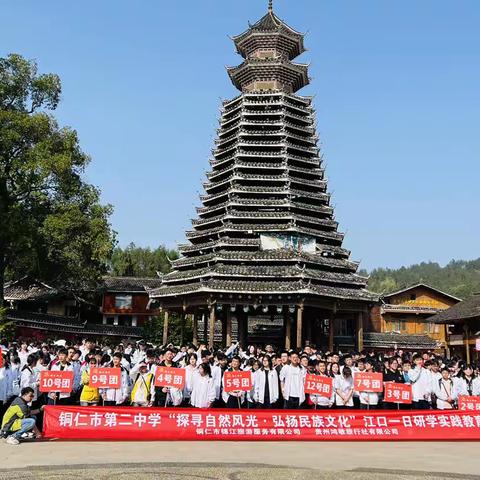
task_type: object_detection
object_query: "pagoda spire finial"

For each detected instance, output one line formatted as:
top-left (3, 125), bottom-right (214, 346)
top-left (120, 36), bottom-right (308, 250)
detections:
top-left (268, 0), bottom-right (273, 12)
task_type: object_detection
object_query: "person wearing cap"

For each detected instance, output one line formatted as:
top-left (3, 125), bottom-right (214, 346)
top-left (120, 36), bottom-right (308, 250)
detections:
top-left (130, 361), bottom-right (155, 407)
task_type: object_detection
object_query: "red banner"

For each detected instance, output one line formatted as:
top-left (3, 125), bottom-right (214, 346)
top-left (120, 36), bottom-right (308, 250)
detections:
top-left (384, 383), bottom-right (413, 404)
top-left (43, 406), bottom-right (480, 441)
top-left (90, 367), bottom-right (121, 389)
top-left (154, 366), bottom-right (185, 389)
top-left (304, 374), bottom-right (333, 397)
top-left (223, 371), bottom-right (252, 393)
top-left (354, 372), bottom-right (383, 392)
top-left (0, 348), bottom-right (3, 368)
top-left (458, 396), bottom-right (480, 412)
top-left (39, 371), bottom-right (74, 393)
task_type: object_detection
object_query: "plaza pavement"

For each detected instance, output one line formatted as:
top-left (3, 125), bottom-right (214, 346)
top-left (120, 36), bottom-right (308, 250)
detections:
top-left (0, 441), bottom-right (479, 479)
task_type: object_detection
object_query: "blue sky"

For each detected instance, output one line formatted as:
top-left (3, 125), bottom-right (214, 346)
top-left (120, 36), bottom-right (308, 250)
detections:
top-left (1, 0), bottom-right (479, 271)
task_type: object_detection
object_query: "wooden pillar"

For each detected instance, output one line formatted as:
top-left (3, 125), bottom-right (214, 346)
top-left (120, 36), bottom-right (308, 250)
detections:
top-left (202, 313), bottom-right (207, 342)
top-left (226, 309), bottom-right (232, 346)
top-left (180, 313), bottom-right (185, 346)
top-left (296, 305), bottom-right (303, 350)
top-left (162, 310), bottom-right (169, 345)
top-left (329, 305), bottom-right (336, 352)
top-left (284, 310), bottom-right (291, 350)
top-left (357, 311), bottom-right (364, 352)
top-left (209, 305), bottom-right (216, 350)
top-left (465, 324), bottom-right (471, 365)
top-left (192, 314), bottom-right (198, 346)
top-left (221, 314), bottom-right (227, 347)
top-left (238, 312), bottom-right (248, 348)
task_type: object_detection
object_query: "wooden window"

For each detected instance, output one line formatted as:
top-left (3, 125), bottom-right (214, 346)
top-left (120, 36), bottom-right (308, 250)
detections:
top-left (115, 295), bottom-right (132, 309)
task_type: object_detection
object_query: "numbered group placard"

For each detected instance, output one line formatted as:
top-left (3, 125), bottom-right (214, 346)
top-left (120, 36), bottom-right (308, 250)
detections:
top-left (304, 374), bottom-right (333, 397)
top-left (39, 370), bottom-right (74, 393)
top-left (223, 370), bottom-right (252, 393)
top-left (154, 366), bottom-right (186, 389)
top-left (89, 367), bottom-right (121, 389)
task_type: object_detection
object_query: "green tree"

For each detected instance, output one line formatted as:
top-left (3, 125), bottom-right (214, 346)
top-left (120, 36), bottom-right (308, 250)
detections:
top-left (0, 54), bottom-right (116, 300)
top-left (110, 243), bottom-right (179, 277)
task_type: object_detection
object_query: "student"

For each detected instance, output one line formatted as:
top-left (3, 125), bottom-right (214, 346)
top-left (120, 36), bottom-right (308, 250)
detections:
top-left (433, 368), bottom-right (456, 410)
top-left (48, 348), bottom-right (74, 405)
top-left (183, 353), bottom-right (199, 403)
top-left (455, 364), bottom-right (477, 397)
top-left (334, 366), bottom-right (354, 409)
top-left (80, 356), bottom-right (100, 406)
top-left (358, 359), bottom-right (379, 410)
top-left (253, 356), bottom-right (279, 409)
top-left (100, 352), bottom-right (130, 406)
top-left (408, 354), bottom-right (432, 409)
top-left (153, 348), bottom-right (182, 407)
top-left (19, 354), bottom-right (39, 404)
top-left (130, 361), bottom-right (155, 407)
top-left (310, 360), bottom-right (334, 409)
top-left (190, 363), bottom-right (216, 409)
top-left (279, 351), bottom-right (306, 409)
top-left (222, 356), bottom-right (246, 408)
top-left (383, 358), bottom-right (403, 384)
top-left (1, 387), bottom-right (43, 445)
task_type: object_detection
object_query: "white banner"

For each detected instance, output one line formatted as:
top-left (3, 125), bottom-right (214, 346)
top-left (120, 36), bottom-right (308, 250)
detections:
top-left (260, 234), bottom-right (316, 253)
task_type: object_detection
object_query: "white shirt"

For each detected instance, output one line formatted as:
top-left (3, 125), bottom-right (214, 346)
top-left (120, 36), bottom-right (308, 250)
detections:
top-left (253, 369), bottom-right (279, 405)
top-left (190, 375), bottom-right (216, 408)
top-left (279, 364), bottom-right (306, 403)
top-left (408, 366), bottom-right (432, 402)
top-left (334, 375), bottom-right (354, 407)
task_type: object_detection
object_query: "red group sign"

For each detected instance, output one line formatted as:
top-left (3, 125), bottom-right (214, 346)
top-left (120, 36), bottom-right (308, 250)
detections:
top-left (154, 366), bottom-right (185, 389)
top-left (354, 372), bottom-right (383, 392)
top-left (458, 396), bottom-right (480, 412)
top-left (89, 367), bottom-right (121, 389)
top-left (384, 382), bottom-right (413, 404)
top-left (223, 370), bottom-right (252, 393)
top-left (39, 370), bottom-right (74, 393)
top-left (0, 348), bottom-right (3, 368)
top-left (43, 406), bottom-right (480, 441)
top-left (304, 374), bottom-right (333, 397)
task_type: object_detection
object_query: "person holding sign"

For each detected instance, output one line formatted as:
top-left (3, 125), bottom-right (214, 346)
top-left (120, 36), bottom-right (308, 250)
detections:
top-left (130, 361), bottom-right (155, 407)
top-left (80, 356), bottom-right (100, 407)
top-left (253, 355), bottom-right (279, 408)
top-left (309, 361), bottom-right (334, 409)
top-left (358, 360), bottom-right (380, 410)
top-left (279, 351), bottom-right (306, 409)
top-left (222, 356), bottom-right (246, 408)
top-left (190, 363), bottom-right (216, 409)
top-left (47, 349), bottom-right (74, 405)
top-left (455, 364), bottom-right (479, 398)
top-left (100, 353), bottom-right (130, 406)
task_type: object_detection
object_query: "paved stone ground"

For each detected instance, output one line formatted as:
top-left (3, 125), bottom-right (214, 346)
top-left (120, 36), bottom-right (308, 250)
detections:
top-left (0, 464), bottom-right (479, 480)
top-left (0, 441), bottom-right (479, 480)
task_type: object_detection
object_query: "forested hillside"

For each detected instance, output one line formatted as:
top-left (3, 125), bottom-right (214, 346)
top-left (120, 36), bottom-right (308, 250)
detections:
top-left (361, 259), bottom-right (480, 299)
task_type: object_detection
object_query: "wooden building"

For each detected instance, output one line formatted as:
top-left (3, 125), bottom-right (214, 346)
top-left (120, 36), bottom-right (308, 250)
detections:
top-left (2, 276), bottom-right (162, 341)
top-left (149, 3), bottom-right (378, 350)
top-left (368, 283), bottom-right (461, 352)
top-left (101, 276), bottom-right (162, 328)
top-left (428, 292), bottom-right (480, 363)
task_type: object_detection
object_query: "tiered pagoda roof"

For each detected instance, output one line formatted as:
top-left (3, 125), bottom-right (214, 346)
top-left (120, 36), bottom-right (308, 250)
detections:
top-left (150, 3), bottom-right (376, 308)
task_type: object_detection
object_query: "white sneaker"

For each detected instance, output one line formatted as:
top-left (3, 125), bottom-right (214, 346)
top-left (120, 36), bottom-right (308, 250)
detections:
top-left (6, 436), bottom-right (20, 445)
top-left (21, 432), bottom-right (35, 439)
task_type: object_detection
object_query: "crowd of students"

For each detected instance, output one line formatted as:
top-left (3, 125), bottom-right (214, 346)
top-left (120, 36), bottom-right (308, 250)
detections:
top-left (1, 337), bottom-right (480, 444)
